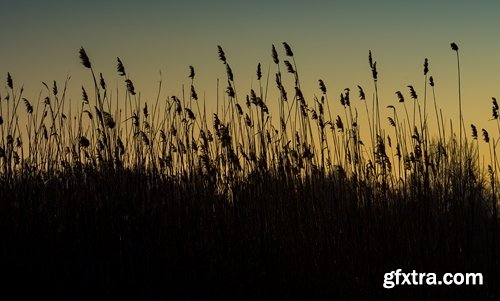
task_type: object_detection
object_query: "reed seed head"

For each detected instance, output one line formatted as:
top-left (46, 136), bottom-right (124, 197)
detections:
top-left (23, 98), bottom-right (33, 114)
top-left (318, 79), bottom-right (327, 94)
top-left (424, 58), bottom-right (429, 75)
top-left (492, 97), bottom-right (499, 119)
top-left (408, 85), bottom-right (418, 100)
top-left (217, 45), bottom-right (226, 64)
top-left (272, 44), bottom-right (279, 64)
top-left (492, 107), bottom-right (499, 120)
top-left (7, 72), bottom-right (13, 89)
top-left (396, 91), bottom-right (405, 103)
top-left (451, 42), bottom-right (459, 51)
top-left (53, 81), bottom-right (58, 96)
top-left (236, 103), bottom-right (243, 116)
top-left (125, 79), bottom-right (136, 95)
top-left (100, 73), bottom-right (106, 90)
top-left (368, 51), bottom-right (378, 80)
top-left (189, 66), bottom-right (195, 79)
top-left (311, 109), bottom-right (318, 120)
top-left (191, 85), bottom-right (198, 101)
top-left (103, 112), bottom-right (115, 129)
top-left (372, 62), bottom-right (378, 80)
top-left (336, 115), bottom-right (344, 132)
top-left (482, 128), bottom-right (489, 143)
top-left (284, 60), bottom-right (295, 74)
top-left (79, 47), bottom-right (91, 69)
top-left (250, 89), bottom-right (257, 104)
top-left (471, 124), bottom-right (478, 139)
top-left (357, 85), bottom-right (365, 101)
top-left (388, 117), bottom-right (396, 127)
top-left (257, 63), bottom-right (262, 80)
top-left (185, 108), bottom-right (195, 120)
top-left (344, 89), bottom-right (350, 106)
top-left (132, 113), bottom-right (139, 127)
top-left (143, 103), bottom-right (149, 118)
top-left (283, 42), bottom-right (294, 57)
top-left (117, 57), bottom-right (126, 76)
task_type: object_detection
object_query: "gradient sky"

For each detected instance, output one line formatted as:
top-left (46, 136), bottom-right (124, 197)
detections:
top-left (2, 0), bottom-right (500, 157)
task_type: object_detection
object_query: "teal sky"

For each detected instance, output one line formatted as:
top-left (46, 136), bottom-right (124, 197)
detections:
top-left (2, 0), bottom-right (500, 145)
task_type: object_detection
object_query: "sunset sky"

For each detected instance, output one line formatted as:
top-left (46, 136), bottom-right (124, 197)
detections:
top-left (2, 0), bottom-right (500, 151)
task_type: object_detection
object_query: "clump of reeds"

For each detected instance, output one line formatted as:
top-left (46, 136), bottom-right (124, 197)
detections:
top-left (0, 43), bottom-right (498, 300)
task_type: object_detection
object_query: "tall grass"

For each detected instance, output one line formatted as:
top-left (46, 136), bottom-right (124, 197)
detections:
top-left (0, 43), bottom-right (498, 300)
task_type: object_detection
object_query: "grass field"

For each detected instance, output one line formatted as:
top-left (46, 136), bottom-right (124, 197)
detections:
top-left (0, 43), bottom-right (498, 300)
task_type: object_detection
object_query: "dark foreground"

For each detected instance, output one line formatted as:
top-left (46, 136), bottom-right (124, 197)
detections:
top-left (0, 168), bottom-right (498, 300)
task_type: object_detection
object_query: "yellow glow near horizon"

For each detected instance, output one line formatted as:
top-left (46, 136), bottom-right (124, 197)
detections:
top-left (1, 1), bottom-right (500, 170)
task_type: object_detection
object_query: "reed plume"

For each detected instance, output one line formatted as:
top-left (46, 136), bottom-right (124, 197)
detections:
top-left (79, 47), bottom-right (91, 69)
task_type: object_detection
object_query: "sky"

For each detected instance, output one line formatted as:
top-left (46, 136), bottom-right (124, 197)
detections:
top-left (2, 0), bottom-right (500, 158)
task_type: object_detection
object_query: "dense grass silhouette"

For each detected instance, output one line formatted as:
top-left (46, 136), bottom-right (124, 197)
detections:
top-left (0, 43), bottom-right (498, 300)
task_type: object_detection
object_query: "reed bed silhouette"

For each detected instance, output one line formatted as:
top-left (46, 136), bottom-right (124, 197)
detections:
top-left (0, 43), bottom-right (498, 300)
